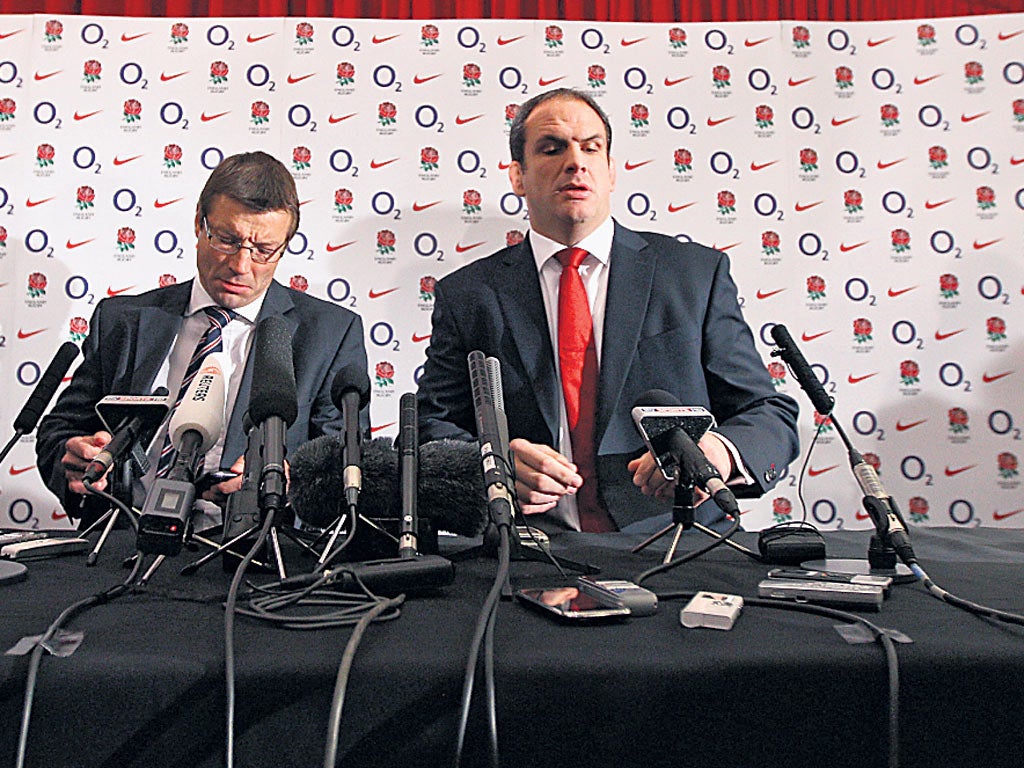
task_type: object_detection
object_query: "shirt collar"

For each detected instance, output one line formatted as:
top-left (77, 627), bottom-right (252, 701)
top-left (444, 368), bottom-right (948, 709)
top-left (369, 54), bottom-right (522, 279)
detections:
top-left (186, 279), bottom-right (264, 325)
top-left (529, 217), bottom-right (615, 274)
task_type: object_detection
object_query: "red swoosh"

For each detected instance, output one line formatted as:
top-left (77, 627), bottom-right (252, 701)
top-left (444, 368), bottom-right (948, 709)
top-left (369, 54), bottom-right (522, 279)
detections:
top-left (246, 33), bottom-right (274, 43)
top-left (925, 199), bottom-right (954, 210)
top-left (34, 70), bottom-right (61, 81)
top-left (17, 328), bottom-right (47, 339)
top-left (369, 287), bottom-right (399, 299)
top-left (997, 30), bottom-right (1024, 41)
top-left (0, 29), bottom-right (26, 40)
top-left (370, 422), bottom-right (397, 433)
top-left (711, 243), bottom-right (740, 252)
top-left (160, 71), bottom-right (188, 82)
top-left (839, 242), bottom-right (868, 253)
top-left (744, 37), bottom-right (771, 47)
top-left (847, 372), bottom-right (877, 384)
top-left (287, 73), bottom-right (315, 84)
top-left (801, 331), bottom-right (831, 342)
top-left (52, 509), bottom-right (68, 520)
top-left (877, 158), bottom-right (905, 169)
top-left (944, 465), bottom-right (976, 477)
top-left (538, 77), bottom-right (565, 87)
top-left (788, 76), bottom-right (815, 87)
top-left (412, 201), bottom-right (441, 212)
top-left (498, 161), bottom-right (511, 170)
top-left (412, 333), bottom-right (432, 343)
top-left (8, 465), bottom-right (35, 476)
top-left (794, 201), bottom-right (822, 212)
top-left (66, 238), bottom-right (94, 249)
top-left (808, 465), bottom-right (838, 477)
top-left (154, 198), bottom-right (182, 209)
top-left (993, 508), bottom-right (1024, 521)
top-left (887, 286), bottom-right (916, 297)
top-left (621, 37), bottom-right (647, 46)
top-left (413, 74), bottom-right (441, 84)
top-left (73, 110), bottom-right (102, 121)
top-left (106, 285), bottom-right (136, 296)
top-left (25, 197), bottom-right (54, 208)
top-left (934, 329), bottom-right (964, 341)
top-left (961, 112), bottom-right (989, 123)
top-left (982, 371), bottom-right (1013, 383)
top-left (867, 36), bottom-right (894, 47)
top-left (895, 419), bottom-right (927, 431)
top-left (329, 113), bottom-right (357, 123)
top-left (973, 239), bottom-right (1002, 250)
top-left (831, 116), bottom-right (857, 127)
top-left (497, 35), bottom-right (524, 45)
top-left (455, 114), bottom-right (484, 125)
top-left (750, 160), bottom-right (778, 171)
top-left (706, 116), bottom-right (734, 127)
top-left (370, 158), bottom-right (399, 169)
top-left (755, 288), bottom-right (785, 300)
top-left (913, 74), bottom-right (941, 85)
top-left (455, 241), bottom-right (485, 253)
top-left (1010, 157), bottom-right (1024, 166)
top-left (664, 76), bottom-right (692, 86)
top-left (200, 111), bottom-right (230, 122)
top-left (121, 32), bottom-right (149, 42)
top-left (667, 202), bottom-right (696, 213)
top-left (113, 155), bottom-right (143, 166)
top-left (0, 153), bottom-right (15, 160)
top-left (372, 34), bottom-right (400, 44)
top-left (325, 241), bottom-right (356, 252)
top-left (624, 160), bottom-right (653, 171)
top-left (856, 510), bottom-right (872, 521)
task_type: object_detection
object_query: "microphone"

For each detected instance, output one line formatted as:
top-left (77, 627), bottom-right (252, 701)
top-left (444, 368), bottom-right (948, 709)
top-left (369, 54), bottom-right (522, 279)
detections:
top-left (769, 324), bottom-right (834, 416)
top-left (633, 390), bottom-right (739, 516)
top-left (397, 392), bottom-right (419, 558)
top-left (137, 357), bottom-right (226, 556)
top-left (13, 342), bottom-right (79, 434)
top-left (83, 390), bottom-right (170, 484)
top-left (468, 350), bottom-right (515, 529)
top-left (330, 364), bottom-right (371, 510)
top-left (850, 450), bottom-right (917, 565)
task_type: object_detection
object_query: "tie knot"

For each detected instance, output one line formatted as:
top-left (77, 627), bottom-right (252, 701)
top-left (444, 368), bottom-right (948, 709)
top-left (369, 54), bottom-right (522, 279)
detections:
top-left (204, 305), bottom-right (237, 329)
top-left (556, 247), bottom-right (589, 271)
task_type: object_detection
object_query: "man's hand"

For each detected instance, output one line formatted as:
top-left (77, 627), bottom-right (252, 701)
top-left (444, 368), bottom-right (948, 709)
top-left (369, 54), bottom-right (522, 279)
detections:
top-left (61, 432), bottom-right (113, 495)
top-left (627, 432), bottom-right (735, 505)
top-left (509, 437), bottom-right (582, 515)
top-left (201, 454), bottom-right (246, 504)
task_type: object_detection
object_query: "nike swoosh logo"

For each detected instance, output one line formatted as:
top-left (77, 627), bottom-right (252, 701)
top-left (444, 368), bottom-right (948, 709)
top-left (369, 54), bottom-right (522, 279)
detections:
top-left (1011, 157), bottom-right (1024, 166)
top-left (934, 329), bottom-right (964, 341)
top-left (794, 201), bottom-right (822, 212)
top-left (856, 510), bottom-right (872, 521)
top-left (52, 509), bottom-right (68, 520)
top-left (756, 288), bottom-right (785, 300)
top-left (538, 77), bottom-right (565, 87)
top-left (17, 328), bottom-right (47, 339)
top-left (370, 422), bottom-right (397, 433)
top-left (66, 238), bottom-right (95, 249)
top-left (455, 241), bottom-right (486, 253)
top-left (325, 241), bottom-right (356, 252)
top-left (106, 285), bottom-right (135, 296)
top-left (787, 76), bottom-right (815, 86)
top-left (839, 242), bottom-right (868, 252)
top-left (664, 76), bottom-right (692, 86)
top-left (412, 333), bottom-right (432, 343)
top-left (25, 197), bottom-right (55, 207)
top-left (895, 419), bottom-right (927, 431)
top-left (801, 331), bottom-right (831, 342)
top-left (750, 160), bottom-right (778, 171)
top-left (744, 37), bottom-right (771, 47)
top-left (973, 239), bottom-right (1002, 250)
top-left (0, 154), bottom-right (14, 161)
top-left (993, 508), bottom-right (1024, 521)
top-left (997, 30), bottom-right (1024, 41)
top-left (982, 371), bottom-right (1013, 383)
top-left (154, 198), bottom-right (182, 208)
top-left (944, 465), bottom-right (976, 477)
top-left (160, 71), bottom-right (188, 82)
top-left (621, 37), bottom-right (647, 46)
top-left (887, 286), bottom-right (916, 297)
top-left (328, 113), bottom-right (357, 123)
top-left (455, 114), bottom-right (484, 125)
top-left (847, 373), bottom-right (878, 384)
top-left (287, 73), bottom-right (315, 84)
top-left (200, 111), bottom-right (230, 122)
top-left (913, 74), bottom-right (941, 85)
top-left (73, 110), bottom-right (102, 121)
top-left (370, 158), bottom-right (399, 169)
top-left (866, 36), bottom-right (894, 47)
top-left (831, 116), bottom-right (857, 127)
top-left (877, 158), bottom-right (905, 169)
top-left (413, 74), bottom-right (441, 84)
top-left (961, 112), bottom-right (989, 123)
top-left (712, 243), bottom-right (741, 252)
top-left (667, 202), bottom-right (696, 213)
top-left (113, 155), bottom-right (143, 166)
top-left (0, 29), bottom-right (26, 40)
top-left (624, 160), bottom-right (653, 171)
top-left (498, 161), bottom-right (511, 170)
top-left (246, 33), bottom-right (274, 43)
top-left (412, 201), bottom-right (441, 212)
top-left (706, 116), bottom-right (734, 127)
top-left (8, 465), bottom-right (35, 476)
top-left (925, 199), bottom-right (954, 209)
top-left (121, 32), bottom-right (149, 42)
top-left (808, 465), bottom-right (838, 477)
top-left (34, 70), bottom-right (61, 81)
top-left (497, 35), bottom-right (524, 45)
top-left (369, 288), bottom-right (399, 299)
top-left (372, 34), bottom-right (400, 44)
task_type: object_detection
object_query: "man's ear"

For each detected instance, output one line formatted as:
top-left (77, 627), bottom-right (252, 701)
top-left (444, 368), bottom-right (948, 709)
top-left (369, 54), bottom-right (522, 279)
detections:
top-left (508, 161), bottom-right (525, 197)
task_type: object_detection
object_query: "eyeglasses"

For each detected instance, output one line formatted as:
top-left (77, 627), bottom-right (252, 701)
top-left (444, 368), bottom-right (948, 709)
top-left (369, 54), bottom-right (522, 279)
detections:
top-left (201, 216), bottom-right (288, 264)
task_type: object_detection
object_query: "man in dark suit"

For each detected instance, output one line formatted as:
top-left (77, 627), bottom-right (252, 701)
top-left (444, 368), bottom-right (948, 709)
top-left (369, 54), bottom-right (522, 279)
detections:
top-left (36, 151), bottom-right (366, 525)
top-left (416, 89), bottom-right (798, 532)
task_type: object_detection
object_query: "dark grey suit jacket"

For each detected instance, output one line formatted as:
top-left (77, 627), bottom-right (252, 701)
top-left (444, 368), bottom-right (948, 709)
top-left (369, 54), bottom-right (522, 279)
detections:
top-left (36, 279), bottom-right (366, 520)
top-left (416, 222), bottom-right (799, 530)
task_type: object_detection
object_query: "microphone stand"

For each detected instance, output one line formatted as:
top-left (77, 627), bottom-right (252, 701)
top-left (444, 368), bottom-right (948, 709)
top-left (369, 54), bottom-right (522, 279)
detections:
top-left (630, 469), bottom-right (698, 564)
top-left (81, 454), bottom-right (141, 566)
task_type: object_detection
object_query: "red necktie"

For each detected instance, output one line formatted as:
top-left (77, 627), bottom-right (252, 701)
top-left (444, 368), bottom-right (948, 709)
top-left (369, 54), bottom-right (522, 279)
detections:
top-left (556, 247), bottom-right (614, 532)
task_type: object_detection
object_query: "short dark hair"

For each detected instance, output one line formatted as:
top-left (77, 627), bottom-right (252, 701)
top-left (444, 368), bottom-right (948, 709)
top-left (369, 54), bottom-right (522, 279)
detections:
top-left (197, 151), bottom-right (300, 238)
top-left (508, 88), bottom-right (613, 166)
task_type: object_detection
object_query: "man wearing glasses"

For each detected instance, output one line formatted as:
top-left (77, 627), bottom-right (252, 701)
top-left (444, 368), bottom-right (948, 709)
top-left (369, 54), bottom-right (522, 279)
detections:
top-left (36, 151), bottom-right (367, 525)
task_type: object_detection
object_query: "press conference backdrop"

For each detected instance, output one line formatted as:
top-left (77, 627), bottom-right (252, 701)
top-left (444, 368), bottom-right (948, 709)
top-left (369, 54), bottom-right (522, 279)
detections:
top-left (0, 14), bottom-right (1021, 531)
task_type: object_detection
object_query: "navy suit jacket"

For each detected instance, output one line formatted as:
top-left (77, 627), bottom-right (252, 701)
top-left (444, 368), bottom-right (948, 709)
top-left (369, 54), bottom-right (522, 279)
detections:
top-left (36, 279), bottom-right (367, 519)
top-left (416, 222), bottom-right (799, 530)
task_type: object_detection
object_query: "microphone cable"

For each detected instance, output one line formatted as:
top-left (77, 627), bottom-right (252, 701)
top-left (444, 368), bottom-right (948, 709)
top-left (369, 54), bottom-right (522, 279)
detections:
top-left (633, 511), bottom-right (742, 586)
top-left (82, 478), bottom-right (141, 533)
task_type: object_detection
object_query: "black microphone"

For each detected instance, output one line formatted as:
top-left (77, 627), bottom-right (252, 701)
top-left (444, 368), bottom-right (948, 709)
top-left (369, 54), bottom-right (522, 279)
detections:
top-left (330, 364), bottom-right (371, 510)
top-left (634, 390), bottom-right (740, 516)
top-left (769, 324), bottom-right (834, 416)
top-left (13, 342), bottom-right (79, 434)
top-left (83, 390), bottom-right (170, 484)
top-left (397, 392), bottom-right (419, 558)
top-left (468, 350), bottom-right (515, 529)
top-left (850, 449), bottom-right (917, 565)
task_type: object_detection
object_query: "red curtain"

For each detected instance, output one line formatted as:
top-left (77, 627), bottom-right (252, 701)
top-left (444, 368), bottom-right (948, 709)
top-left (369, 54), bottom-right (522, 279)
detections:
top-left (0, 0), bottom-right (1020, 20)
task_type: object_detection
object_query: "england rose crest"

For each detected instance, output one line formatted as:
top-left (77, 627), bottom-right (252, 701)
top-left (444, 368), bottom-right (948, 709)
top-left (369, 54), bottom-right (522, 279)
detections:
top-left (755, 104), bottom-right (773, 128)
top-left (806, 275), bottom-right (826, 301)
top-left (880, 103), bottom-right (899, 127)
top-left (69, 316), bottom-right (88, 342)
top-left (463, 63), bottom-right (481, 88)
top-left (813, 412), bottom-right (833, 432)
top-left (334, 188), bottom-right (353, 213)
top-left (716, 190), bottom-right (735, 215)
top-left (939, 273), bottom-right (959, 299)
top-left (158, 274), bottom-right (177, 288)
top-left (799, 148), bottom-right (818, 172)
top-left (1014, 99), bottom-right (1024, 123)
top-left (37, 143), bottom-right (55, 167)
top-left (587, 65), bottom-right (606, 89)
top-left (835, 66), bottom-right (853, 89)
top-left (337, 62), bottom-right (355, 86)
top-left (976, 186), bottom-right (996, 210)
top-left (506, 230), bottom-right (525, 246)
top-left (792, 25), bottom-right (810, 49)
top-left (421, 24), bottom-right (439, 47)
top-left (844, 189), bottom-right (863, 214)
top-left (419, 276), bottom-right (436, 301)
top-left (463, 189), bottom-right (482, 215)
top-left (420, 147), bottom-right (439, 172)
top-left (998, 452), bottom-right (1019, 479)
top-left (630, 103), bottom-right (649, 128)
top-left (375, 361), bottom-right (395, 387)
top-left (210, 61), bottom-right (229, 84)
top-left (772, 497), bottom-right (793, 523)
top-left (83, 59), bottom-right (102, 83)
top-left (0, 226), bottom-right (6, 250)
top-left (376, 230), bottom-right (396, 255)
top-left (378, 101), bottom-right (397, 127)
top-left (908, 497), bottom-right (929, 523)
top-left (293, 146), bottom-right (311, 171)
top-left (899, 360), bottom-right (920, 386)
top-left (290, 275), bottom-right (309, 292)
top-left (170, 22), bottom-right (189, 44)
top-left (669, 27), bottom-right (687, 48)
top-left (295, 22), bottom-right (314, 45)
top-left (251, 101), bottom-right (270, 125)
top-left (44, 19), bottom-right (63, 43)
top-left (853, 317), bottom-right (872, 343)
top-left (0, 98), bottom-right (16, 122)
top-left (545, 25), bottom-right (563, 48)
top-left (891, 228), bottom-right (911, 254)
top-left (28, 272), bottom-right (47, 298)
top-left (964, 61), bottom-right (983, 85)
top-left (674, 148), bottom-right (692, 173)
top-left (986, 317), bottom-right (1007, 342)
top-left (164, 144), bottom-right (183, 168)
top-left (123, 99), bottom-right (142, 123)
top-left (761, 231), bottom-right (780, 256)
top-left (712, 65), bottom-right (730, 89)
top-left (117, 227), bottom-right (136, 252)
top-left (928, 145), bottom-right (948, 169)
top-left (76, 186), bottom-right (95, 210)
top-left (767, 362), bottom-right (787, 387)
top-left (948, 407), bottom-right (969, 434)
top-left (505, 103), bottom-right (519, 127)
top-left (917, 24), bottom-right (936, 46)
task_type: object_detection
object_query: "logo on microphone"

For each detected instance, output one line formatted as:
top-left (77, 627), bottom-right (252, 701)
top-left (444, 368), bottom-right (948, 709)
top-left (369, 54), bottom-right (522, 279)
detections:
top-left (908, 497), bottom-right (929, 524)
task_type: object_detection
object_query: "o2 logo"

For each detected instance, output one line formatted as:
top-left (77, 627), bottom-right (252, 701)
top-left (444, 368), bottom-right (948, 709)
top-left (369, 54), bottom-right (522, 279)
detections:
top-left (370, 321), bottom-right (401, 351)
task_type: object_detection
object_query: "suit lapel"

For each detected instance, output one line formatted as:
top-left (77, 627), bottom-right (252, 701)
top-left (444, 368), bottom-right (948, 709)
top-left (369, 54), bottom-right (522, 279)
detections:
top-left (131, 282), bottom-right (190, 393)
